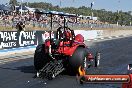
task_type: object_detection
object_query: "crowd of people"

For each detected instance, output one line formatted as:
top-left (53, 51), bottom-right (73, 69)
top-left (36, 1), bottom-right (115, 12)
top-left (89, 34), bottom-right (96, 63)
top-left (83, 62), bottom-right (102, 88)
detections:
top-left (0, 12), bottom-right (77, 30)
top-left (0, 12), bottom-right (108, 31)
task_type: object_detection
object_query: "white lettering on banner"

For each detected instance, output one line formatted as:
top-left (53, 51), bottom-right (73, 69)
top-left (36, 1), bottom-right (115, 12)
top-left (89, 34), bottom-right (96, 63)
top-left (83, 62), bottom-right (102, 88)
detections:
top-left (0, 32), bottom-right (17, 41)
top-left (20, 40), bottom-right (34, 46)
top-left (19, 31), bottom-right (36, 46)
top-left (19, 31), bottom-right (35, 40)
top-left (0, 42), bottom-right (16, 48)
top-left (42, 31), bottom-right (54, 42)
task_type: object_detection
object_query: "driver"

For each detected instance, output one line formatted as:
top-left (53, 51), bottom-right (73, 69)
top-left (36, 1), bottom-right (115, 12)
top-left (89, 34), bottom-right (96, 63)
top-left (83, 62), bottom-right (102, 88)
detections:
top-left (57, 27), bottom-right (72, 40)
top-left (64, 29), bottom-right (72, 40)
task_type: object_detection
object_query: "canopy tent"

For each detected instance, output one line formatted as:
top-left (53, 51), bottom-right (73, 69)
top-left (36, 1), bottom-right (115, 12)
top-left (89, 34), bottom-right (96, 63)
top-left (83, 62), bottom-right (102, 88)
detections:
top-left (43, 11), bottom-right (77, 17)
top-left (0, 4), bottom-right (12, 12)
top-left (16, 5), bottom-right (28, 11)
top-left (34, 8), bottom-right (46, 14)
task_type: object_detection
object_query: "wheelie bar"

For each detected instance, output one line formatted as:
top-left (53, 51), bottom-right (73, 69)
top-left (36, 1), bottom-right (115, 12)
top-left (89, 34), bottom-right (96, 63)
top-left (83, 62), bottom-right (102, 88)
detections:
top-left (38, 60), bottom-right (65, 80)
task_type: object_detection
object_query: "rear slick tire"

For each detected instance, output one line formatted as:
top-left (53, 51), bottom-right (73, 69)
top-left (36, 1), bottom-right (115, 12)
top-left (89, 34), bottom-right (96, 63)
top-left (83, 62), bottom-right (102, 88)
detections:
top-left (69, 47), bottom-right (87, 75)
top-left (34, 44), bottom-right (48, 71)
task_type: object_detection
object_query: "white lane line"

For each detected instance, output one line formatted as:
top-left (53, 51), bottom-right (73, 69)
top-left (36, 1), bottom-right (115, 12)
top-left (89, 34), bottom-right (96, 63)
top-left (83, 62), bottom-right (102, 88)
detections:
top-left (85, 35), bottom-right (132, 42)
top-left (108, 36), bottom-right (112, 39)
top-left (94, 39), bottom-right (97, 40)
top-left (101, 37), bottom-right (104, 39)
top-left (86, 40), bottom-right (91, 41)
top-left (123, 35), bottom-right (126, 36)
top-left (115, 36), bottom-right (119, 38)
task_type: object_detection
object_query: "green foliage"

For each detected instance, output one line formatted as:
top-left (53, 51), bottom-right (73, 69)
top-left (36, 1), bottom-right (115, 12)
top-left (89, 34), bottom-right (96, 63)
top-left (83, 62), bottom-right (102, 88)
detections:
top-left (25, 2), bottom-right (132, 25)
top-left (9, 0), bottom-right (17, 5)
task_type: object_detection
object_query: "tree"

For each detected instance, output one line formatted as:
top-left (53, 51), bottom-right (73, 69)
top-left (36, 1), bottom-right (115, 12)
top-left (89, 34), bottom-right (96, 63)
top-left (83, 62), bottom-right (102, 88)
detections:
top-left (9, 0), bottom-right (17, 6)
top-left (9, 0), bottom-right (17, 11)
top-left (21, 2), bottom-right (132, 25)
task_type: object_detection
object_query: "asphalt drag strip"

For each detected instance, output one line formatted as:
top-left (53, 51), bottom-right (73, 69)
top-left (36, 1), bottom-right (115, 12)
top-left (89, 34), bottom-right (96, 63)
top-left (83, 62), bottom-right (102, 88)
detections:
top-left (0, 36), bottom-right (132, 88)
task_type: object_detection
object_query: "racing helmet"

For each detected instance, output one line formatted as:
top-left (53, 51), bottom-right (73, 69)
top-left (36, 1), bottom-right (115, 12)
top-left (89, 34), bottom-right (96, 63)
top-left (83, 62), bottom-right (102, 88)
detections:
top-left (64, 30), bottom-right (72, 40)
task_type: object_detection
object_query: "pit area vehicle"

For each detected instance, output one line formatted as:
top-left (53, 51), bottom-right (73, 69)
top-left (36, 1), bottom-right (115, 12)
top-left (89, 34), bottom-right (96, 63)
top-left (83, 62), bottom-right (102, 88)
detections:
top-left (34, 13), bottom-right (100, 80)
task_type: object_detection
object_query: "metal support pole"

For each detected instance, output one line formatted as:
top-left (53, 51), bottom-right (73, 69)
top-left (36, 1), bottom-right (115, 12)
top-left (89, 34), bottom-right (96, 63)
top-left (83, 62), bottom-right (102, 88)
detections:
top-left (117, 0), bottom-right (120, 26)
top-left (90, 1), bottom-right (94, 29)
top-left (51, 14), bottom-right (53, 30)
top-left (117, 10), bottom-right (119, 26)
top-left (21, 0), bottom-right (23, 16)
top-left (60, 0), bottom-right (61, 7)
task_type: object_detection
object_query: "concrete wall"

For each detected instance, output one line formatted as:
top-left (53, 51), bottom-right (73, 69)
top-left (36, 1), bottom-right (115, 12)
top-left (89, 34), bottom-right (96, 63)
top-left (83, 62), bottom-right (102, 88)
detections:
top-left (102, 30), bottom-right (132, 37)
top-left (74, 30), bottom-right (132, 40)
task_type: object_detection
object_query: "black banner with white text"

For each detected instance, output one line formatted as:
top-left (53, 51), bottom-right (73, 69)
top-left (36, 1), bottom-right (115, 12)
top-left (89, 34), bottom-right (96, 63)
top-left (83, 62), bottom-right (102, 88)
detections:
top-left (0, 31), bottom-right (55, 49)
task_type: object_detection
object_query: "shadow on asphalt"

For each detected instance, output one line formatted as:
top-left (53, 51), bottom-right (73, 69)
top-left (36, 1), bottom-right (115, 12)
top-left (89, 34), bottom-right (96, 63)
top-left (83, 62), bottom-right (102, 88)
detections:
top-left (0, 65), bottom-right (75, 77)
top-left (16, 65), bottom-right (36, 74)
top-left (0, 65), bottom-right (36, 74)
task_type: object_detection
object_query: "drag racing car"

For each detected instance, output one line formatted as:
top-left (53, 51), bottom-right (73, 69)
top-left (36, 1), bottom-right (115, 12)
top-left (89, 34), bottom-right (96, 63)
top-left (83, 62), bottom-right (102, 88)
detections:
top-left (34, 13), bottom-right (100, 80)
top-left (122, 64), bottom-right (132, 88)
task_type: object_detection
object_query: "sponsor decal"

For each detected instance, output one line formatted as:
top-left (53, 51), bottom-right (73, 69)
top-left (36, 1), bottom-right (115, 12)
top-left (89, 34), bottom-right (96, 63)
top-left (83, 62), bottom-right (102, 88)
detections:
top-left (42, 31), bottom-right (54, 42)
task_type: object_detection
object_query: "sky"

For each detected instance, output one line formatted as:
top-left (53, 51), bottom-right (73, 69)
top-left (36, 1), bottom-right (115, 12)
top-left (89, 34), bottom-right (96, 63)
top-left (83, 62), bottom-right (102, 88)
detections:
top-left (0, 0), bottom-right (132, 12)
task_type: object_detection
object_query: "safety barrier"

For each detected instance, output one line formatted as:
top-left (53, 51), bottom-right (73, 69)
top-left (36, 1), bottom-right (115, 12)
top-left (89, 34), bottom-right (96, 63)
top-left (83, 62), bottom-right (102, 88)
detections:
top-left (0, 31), bottom-right (55, 50)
